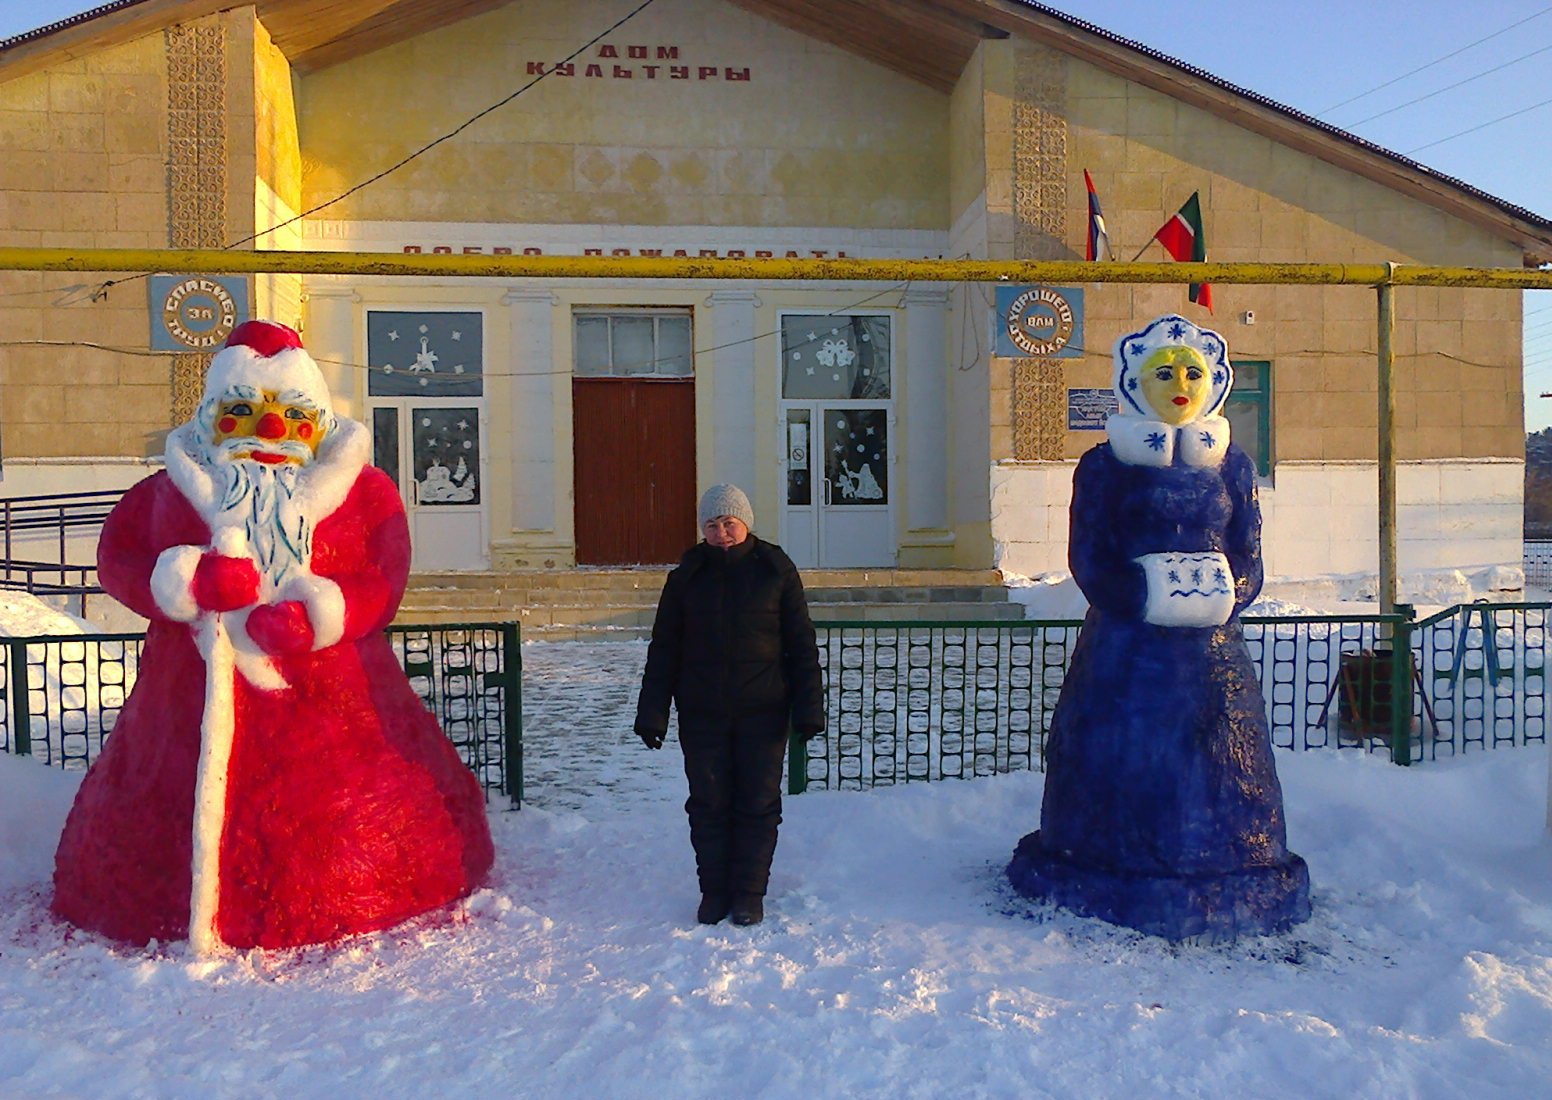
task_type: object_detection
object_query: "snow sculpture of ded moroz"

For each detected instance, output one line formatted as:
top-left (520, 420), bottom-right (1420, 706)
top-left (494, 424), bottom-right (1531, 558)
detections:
top-left (1007, 314), bottom-right (1311, 942)
top-left (52, 321), bottom-right (494, 951)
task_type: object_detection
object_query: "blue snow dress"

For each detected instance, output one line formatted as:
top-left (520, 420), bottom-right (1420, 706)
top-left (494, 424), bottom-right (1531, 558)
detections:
top-left (1007, 320), bottom-right (1310, 943)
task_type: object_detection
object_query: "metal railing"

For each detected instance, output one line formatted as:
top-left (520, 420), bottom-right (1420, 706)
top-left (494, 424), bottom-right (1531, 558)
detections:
top-left (0, 489), bottom-right (120, 595)
top-left (789, 607), bottom-right (1548, 792)
top-left (1526, 541), bottom-right (1552, 588)
top-left (0, 620), bottom-right (523, 806)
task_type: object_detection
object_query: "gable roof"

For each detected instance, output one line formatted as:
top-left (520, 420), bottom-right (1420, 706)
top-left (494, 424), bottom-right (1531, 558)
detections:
top-left (5, 0), bottom-right (1550, 260)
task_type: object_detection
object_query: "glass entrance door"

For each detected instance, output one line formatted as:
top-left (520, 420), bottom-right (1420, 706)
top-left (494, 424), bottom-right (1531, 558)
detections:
top-left (366, 310), bottom-right (488, 571)
top-left (778, 314), bottom-right (896, 568)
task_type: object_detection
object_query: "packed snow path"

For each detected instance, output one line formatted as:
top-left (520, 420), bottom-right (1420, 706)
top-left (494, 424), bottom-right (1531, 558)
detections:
top-left (0, 640), bottom-right (1549, 1098)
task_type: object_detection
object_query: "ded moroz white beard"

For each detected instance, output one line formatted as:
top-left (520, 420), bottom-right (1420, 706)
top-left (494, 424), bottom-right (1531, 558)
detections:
top-left (213, 437), bottom-right (316, 591)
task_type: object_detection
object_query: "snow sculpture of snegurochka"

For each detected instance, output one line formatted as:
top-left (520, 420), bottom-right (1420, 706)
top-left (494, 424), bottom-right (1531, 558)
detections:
top-left (1007, 314), bottom-right (1311, 942)
top-left (52, 321), bottom-right (493, 952)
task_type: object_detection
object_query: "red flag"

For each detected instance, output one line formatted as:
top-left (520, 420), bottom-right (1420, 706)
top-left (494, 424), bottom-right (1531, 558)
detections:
top-left (1152, 191), bottom-right (1212, 312)
top-left (1083, 170), bottom-right (1112, 262)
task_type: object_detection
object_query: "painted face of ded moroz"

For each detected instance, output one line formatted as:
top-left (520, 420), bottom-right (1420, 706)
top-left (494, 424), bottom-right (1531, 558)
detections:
top-left (211, 389), bottom-right (326, 465)
top-left (1138, 345), bottom-right (1212, 426)
top-left (703, 515), bottom-right (749, 549)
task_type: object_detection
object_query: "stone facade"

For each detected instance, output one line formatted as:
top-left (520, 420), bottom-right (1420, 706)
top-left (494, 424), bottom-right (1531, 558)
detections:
top-left (0, 2), bottom-right (1536, 580)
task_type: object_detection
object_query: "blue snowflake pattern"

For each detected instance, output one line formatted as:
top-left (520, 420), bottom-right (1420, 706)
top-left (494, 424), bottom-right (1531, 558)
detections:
top-left (1199, 430), bottom-right (1216, 448)
top-left (1146, 431), bottom-right (1167, 451)
top-left (1129, 342), bottom-right (1145, 357)
top-left (1204, 338), bottom-right (1219, 357)
top-left (1127, 377), bottom-right (1139, 390)
top-left (1213, 369), bottom-right (1225, 386)
top-left (1214, 568), bottom-right (1228, 584)
top-left (1167, 322), bottom-right (1186, 339)
top-left (1167, 570), bottom-right (1181, 583)
top-left (1191, 568), bottom-right (1203, 585)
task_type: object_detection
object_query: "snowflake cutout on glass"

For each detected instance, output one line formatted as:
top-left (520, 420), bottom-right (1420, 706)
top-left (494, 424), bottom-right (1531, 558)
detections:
top-left (1146, 431), bottom-right (1167, 451)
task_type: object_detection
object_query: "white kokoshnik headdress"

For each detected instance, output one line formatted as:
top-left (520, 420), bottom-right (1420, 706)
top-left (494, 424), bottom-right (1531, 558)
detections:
top-left (1107, 313), bottom-right (1234, 469)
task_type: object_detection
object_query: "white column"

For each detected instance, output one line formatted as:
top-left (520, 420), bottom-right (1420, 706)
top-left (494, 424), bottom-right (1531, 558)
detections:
top-left (705, 289), bottom-right (762, 492)
top-left (300, 282), bottom-right (361, 418)
top-left (502, 287), bottom-right (558, 532)
top-left (903, 285), bottom-right (950, 533)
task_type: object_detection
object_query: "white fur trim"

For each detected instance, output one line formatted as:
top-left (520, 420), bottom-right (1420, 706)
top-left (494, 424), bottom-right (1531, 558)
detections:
top-left (280, 575), bottom-right (346, 650)
top-left (189, 617), bottom-right (236, 956)
top-left (151, 545), bottom-right (203, 622)
top-left (1106, 414), bottom-right (1231, 469)
top-left (164, 417), bottom-right (371, 535)
top-left (203, 344), bottom-right (332, 418)
top-left (1137, 551), bottom-right (1235, 627)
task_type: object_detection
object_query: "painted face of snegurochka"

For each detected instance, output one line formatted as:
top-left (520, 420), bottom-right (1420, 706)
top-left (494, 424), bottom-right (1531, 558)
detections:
top-left (1139, 345), bottom-right (1211, 426)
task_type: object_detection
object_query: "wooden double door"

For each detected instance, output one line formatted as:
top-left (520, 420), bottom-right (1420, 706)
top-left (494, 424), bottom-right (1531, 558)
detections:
top-left (573, 377), bottom-right (696, 565)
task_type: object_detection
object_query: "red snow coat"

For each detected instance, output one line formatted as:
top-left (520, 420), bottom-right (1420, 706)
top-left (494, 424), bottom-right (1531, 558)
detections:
top-left (52, 464), bottom-right (494, 949)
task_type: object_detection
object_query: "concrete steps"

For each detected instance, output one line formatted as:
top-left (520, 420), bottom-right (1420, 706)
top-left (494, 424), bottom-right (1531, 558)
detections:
top-left (397, 567), bottom-right (1022, 639)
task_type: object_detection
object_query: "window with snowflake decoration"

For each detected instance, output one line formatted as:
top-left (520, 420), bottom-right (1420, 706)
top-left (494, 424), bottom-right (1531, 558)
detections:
top-left (780, 315), bottom-right (890, 400)
top-left (367, 311), bottom-right (484, 397)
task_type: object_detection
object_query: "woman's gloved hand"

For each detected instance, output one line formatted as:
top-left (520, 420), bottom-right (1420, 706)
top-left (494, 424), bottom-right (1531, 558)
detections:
top-left (636, 727), bottom-right (665, 750)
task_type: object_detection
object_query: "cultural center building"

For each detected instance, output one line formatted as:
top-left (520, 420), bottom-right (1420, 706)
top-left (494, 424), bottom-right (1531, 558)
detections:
top-left (1, 0), bottom-right (1548, 583)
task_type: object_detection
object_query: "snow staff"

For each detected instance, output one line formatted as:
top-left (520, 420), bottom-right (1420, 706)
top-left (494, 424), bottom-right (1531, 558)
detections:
top-left (1007, 314), bottom-right (1311, 942)
top-left (634, 484), bottom-right (825, 927)
top-left (53, 321), bottom-right (493, 950)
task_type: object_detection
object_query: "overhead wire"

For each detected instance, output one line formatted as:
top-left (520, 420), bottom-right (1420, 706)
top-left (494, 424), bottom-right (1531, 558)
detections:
top-left (85, 0), bottom-right (662, 302)
top-left (1317, 4), bottom-right (1552, 115)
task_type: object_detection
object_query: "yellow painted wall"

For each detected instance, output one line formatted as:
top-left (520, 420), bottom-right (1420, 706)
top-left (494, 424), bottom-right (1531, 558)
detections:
top-left (296, 0), bottom-right (949, 229)
top-left (0, 32), bottom-right (171, 459)
top-left (1019, 54), bottom-right (1524, 465)
top-left (253, 17), bottom-right (303, 328)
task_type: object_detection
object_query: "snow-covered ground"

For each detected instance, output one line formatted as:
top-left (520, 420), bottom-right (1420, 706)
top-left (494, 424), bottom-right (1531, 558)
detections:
top-left (1, 634), bottom-right (1550, 1099)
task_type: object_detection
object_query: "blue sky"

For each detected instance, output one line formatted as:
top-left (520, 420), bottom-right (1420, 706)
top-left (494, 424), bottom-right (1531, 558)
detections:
top-left (5, 0), bottom-right (1552, 427)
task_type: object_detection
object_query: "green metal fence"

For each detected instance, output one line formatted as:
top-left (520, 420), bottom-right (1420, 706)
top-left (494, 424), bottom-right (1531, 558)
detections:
top-left (0, 621), bottom-right (523, 807)
top-left (790, 607), bottom-right (1547, 792)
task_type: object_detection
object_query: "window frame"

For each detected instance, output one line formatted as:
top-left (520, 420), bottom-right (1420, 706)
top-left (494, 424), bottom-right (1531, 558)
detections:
top-left (1225, 358), bottom-right (1273, 479)
top-left (572, 308), bottom-right (694, 379)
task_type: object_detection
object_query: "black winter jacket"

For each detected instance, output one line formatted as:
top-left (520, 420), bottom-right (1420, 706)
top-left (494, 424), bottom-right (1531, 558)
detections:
top-left (634, 537), bottom-right (825, 737)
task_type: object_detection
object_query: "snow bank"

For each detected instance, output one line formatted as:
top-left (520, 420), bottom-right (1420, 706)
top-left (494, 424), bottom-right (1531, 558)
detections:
top-left (1, 724), bottom-right (1549, 1097)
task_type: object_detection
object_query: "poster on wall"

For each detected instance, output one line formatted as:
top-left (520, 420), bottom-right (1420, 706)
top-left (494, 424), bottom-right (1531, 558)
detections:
top-left (148, 275), bottom-right (250, 351)
top-left (1067, 388), bottom-right (1119, 430)
top-left (993, 285), bottom-right (1084, 359)
top-left (367, 311), bottom-right (484, 397)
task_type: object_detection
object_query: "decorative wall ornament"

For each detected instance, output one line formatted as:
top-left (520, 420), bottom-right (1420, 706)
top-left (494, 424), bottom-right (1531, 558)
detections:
top-left (1008, 46), bottom-right (1070, 461)
top-left (1011, 359), bottom-right (1066, 461)
top-left (165, 21), bottom-right (229, 426)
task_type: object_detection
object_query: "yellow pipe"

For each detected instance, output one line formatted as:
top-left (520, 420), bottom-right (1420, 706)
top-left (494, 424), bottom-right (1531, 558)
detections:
top-left (1, 247), bottom-right (1551, 288)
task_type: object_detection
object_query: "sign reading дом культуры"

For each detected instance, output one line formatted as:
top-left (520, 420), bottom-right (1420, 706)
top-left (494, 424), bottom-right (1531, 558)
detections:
top-left (993, 285), bottom-right (1084, 359)
top-left (149, 275), bottom-right (250, 352)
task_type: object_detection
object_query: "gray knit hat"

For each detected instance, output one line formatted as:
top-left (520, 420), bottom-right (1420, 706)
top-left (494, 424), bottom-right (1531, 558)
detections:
top-left (698, 483), bottom-right (755, 530)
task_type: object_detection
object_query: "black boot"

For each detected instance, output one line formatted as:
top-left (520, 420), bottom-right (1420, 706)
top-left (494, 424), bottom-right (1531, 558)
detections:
top-left (697, 892), bottom-right (731, 925)
top-left (730, 892), bottom-right (764, 926)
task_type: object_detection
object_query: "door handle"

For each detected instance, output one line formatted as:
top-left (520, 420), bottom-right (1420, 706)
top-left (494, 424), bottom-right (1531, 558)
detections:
top-left (823, 477), bottom-right (832, 505)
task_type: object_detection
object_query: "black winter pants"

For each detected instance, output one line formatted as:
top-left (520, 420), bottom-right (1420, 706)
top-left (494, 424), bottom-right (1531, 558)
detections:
top-left (679, 711), bottom-right (790, 897)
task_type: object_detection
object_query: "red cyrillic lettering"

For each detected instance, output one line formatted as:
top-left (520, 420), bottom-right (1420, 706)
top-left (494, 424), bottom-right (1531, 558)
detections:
top-left (585, 64), bottom-right (604, 77)
top-left (698, 66), bottom-right (718, 80)
top-left (433, 246), bottom-right (452, 254)
top-left (613, 66), bottom-right (633, 78)
top-left (462, 246), bottom-right (482, 254)
top-left (584, 248), bottom-right (603, 256)
top-left (522, 247), bottom-right (544, 255)
top-left (642, 65), bottom-right (659, 78)
top-left (403, 246), bottom-right (422, 253)
top-left (639, 249), bottom-right (662, 256)
top-left (628, 45), bottom-right (647, 59)
top-left (726, 68), bottom-right (750, 81)
top-left (527, 61), bottom-right (546, 75)
top-left (755, 250), bottom-right (772, 258)
top-left (494, 247), bottom-right (513, 255)
top-left (727, 250), bottom-right (745, 258)
top-left (554, 63), bottom-right (574, 76)
top-left (657, 46), bottom-right (679, 59)
top-left (598, 45), bottom-right (619, 58)
top-left (612, 248), bottom-right (632, 256)
top-left (670, 65), bottom-right (688, 79)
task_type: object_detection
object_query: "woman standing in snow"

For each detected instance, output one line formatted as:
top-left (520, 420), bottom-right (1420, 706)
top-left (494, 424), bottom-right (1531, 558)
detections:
top-left (634, 484), bottom-right (825, 927)
top-left (1006, 314), bottom-right (1310, 942)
